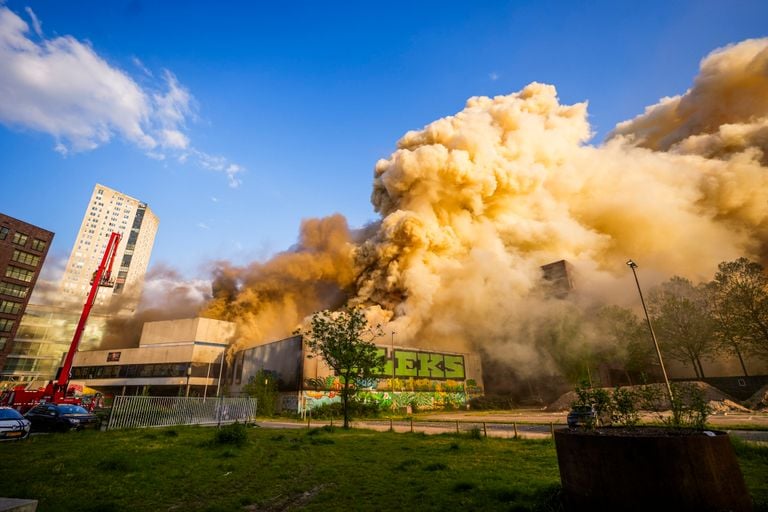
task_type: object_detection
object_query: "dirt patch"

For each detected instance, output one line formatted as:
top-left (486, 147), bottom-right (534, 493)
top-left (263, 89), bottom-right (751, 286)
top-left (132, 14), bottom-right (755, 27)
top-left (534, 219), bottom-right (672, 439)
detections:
top-left (245, 484), bottom-right (330, 512)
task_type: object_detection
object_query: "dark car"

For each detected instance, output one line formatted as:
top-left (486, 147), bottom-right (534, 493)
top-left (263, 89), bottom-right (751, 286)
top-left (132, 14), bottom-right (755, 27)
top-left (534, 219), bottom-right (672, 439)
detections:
top-left (0, 406), bottom-right (31, 440)
top-left (25, 403), bottom-right (99, 432)
top-left (567, 405), bottom-right (597, 429)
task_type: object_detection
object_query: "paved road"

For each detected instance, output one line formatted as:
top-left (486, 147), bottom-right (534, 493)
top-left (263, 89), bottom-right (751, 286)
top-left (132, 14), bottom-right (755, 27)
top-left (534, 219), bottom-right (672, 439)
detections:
top-left (254, 417), bottom-right (768, 442)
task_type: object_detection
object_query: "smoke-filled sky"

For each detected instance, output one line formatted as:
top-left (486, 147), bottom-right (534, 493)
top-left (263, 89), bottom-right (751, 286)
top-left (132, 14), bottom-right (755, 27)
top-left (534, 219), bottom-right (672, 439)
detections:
top-left (1, 0), bottom-right (766, 279)
top-left (205, 36), bottom-right (768, 376)
top-left (2, 1), bottom-right (766, 374)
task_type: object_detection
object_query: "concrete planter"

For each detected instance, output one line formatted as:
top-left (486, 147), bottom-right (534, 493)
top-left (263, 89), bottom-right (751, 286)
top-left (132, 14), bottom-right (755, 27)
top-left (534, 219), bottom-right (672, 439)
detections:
top-left (554, 427), bottom-right (752, 511)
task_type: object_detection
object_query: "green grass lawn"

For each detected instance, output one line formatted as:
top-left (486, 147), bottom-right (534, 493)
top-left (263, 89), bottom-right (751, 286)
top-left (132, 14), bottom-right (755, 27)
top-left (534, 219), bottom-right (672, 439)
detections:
top-left (1, 425), bottom-right (766, 512)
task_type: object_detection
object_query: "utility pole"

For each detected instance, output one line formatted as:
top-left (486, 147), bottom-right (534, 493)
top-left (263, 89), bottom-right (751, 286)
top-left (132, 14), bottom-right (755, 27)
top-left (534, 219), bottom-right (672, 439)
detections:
top-left (627, 259), bottom-right (674, 403)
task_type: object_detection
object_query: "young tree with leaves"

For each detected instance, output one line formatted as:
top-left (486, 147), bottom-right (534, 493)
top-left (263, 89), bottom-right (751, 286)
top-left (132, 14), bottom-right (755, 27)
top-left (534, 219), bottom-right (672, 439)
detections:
top-left (300, 307), bottom-right (386, 428)
top-left (243, 369), bottom-right (279, 416)
top-left (647, 277), bottom-right (716, 378)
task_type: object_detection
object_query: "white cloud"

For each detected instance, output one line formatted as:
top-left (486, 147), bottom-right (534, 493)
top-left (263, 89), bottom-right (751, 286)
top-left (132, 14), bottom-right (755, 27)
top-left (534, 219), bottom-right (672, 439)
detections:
top-left (0, 6), bottom-right (244, 186)
top-left (197, 222), bottom-right (210, 230)
top-left (132, 56), bottom-right (152, 77)
top-left (160, 128), bottom-right (189, 149)
top-left (489, 72), bottom-right (499, 81)
top-left (193, 148), bottom-right (244, 188)
top-left (0, 7), bottom-right (155, 151)
top-left (24, 7), bottom-right (42, 37)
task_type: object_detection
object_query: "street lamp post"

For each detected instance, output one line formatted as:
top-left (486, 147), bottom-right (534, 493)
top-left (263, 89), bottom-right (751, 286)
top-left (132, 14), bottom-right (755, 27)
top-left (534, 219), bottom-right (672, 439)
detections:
top-left (185, 364), bottom-right (192, 398)
top-left (390, 331), bottom-right (396, 393)
top-left (626, 259), bottom-right (674, 403)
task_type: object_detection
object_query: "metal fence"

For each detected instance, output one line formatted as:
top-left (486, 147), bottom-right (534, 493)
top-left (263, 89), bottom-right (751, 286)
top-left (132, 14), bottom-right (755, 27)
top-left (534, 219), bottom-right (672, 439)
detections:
top-left (106, 396), bottom-right (257, 430)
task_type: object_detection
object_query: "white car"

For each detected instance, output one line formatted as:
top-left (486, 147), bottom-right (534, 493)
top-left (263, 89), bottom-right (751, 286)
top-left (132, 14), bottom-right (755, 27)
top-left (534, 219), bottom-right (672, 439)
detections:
top-left (0, 406), bottom-right (31, 441)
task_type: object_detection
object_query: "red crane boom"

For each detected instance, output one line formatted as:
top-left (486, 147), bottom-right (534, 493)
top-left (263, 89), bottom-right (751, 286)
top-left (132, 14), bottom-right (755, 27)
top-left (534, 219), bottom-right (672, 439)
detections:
top-left (0, 232), bottom-right (122, 412)
top-left (55, 231), bottom-right (122, 392)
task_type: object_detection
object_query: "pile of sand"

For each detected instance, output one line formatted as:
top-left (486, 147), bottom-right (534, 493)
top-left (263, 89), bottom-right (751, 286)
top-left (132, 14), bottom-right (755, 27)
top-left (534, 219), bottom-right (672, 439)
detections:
top-left (709, 399), bottom-right (752, 414)
top-left (744, 384), bottom-right (768, 411)
top-left (546, 382), bottom-right (746, 413)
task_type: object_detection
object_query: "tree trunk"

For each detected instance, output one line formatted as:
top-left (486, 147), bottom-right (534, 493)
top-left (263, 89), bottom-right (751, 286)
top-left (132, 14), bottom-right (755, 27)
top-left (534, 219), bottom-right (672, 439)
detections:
top-left (696, 358), bottom-right (706, 379)
top-left (689, 357), bottom-right (701, 379)
top-left (342, 380), bottom-right (350, 429)
top-left (734, 344), bottom-right (749, 377)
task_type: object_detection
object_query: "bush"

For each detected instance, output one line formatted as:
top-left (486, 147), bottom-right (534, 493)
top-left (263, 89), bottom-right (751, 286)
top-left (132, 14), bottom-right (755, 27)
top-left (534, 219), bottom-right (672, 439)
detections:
top-left (467, 395), bottom-right (517, 410)
top-left (308, 399), bottom-right (381, 419)
top-left (570, 381), bottom-right (710, 429)
top-left (468, 427), bottom-right (483, 440)
top-left (243, 370), bottom-right (279, 416)
top-left (666, 383), bottom-right (710, 430)
top-left (214, 421), bottom-right (247, 447)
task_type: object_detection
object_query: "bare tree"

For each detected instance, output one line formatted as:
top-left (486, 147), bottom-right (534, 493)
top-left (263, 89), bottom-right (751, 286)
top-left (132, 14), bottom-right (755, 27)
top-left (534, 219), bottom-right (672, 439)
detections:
top-left (300, 307), bottom-right (385, 428)
top-left (647, 277), bottom-right (716, 378)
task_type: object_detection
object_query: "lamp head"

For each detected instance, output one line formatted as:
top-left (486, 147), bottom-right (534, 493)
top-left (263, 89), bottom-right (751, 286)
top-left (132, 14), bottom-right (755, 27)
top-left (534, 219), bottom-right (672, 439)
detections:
top-left (626, 259), bottom-right (637, 269)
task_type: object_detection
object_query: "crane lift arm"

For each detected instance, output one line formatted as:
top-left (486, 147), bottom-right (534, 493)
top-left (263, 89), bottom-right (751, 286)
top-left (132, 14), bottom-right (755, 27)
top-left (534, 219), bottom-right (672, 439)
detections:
top-left (1, 232), bottom-right (122, 412)
top-left (55, 231), bottom-right (122, 393)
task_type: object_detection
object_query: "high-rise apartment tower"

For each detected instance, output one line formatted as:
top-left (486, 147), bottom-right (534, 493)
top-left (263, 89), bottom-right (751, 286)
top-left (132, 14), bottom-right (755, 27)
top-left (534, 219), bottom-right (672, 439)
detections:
top-left (60, 184), bottom-right (159, 310)
top-left (0, 213), bottom-right (54, 375)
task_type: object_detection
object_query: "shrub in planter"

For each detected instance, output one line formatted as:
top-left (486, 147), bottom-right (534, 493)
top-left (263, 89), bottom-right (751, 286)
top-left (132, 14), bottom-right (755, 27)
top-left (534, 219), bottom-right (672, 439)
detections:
top-left (555, 382), bottom-right (751, 511)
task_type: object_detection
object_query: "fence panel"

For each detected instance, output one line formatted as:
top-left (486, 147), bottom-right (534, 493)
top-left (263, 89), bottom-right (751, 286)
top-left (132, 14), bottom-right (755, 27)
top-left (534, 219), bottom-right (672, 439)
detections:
top-left (106, 396), bottom-right (257, 430)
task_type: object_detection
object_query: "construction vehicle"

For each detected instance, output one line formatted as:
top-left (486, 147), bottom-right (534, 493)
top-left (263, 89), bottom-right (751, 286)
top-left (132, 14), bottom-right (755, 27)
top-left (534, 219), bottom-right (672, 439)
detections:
top-left (0, 232), bottom-right (122, 413)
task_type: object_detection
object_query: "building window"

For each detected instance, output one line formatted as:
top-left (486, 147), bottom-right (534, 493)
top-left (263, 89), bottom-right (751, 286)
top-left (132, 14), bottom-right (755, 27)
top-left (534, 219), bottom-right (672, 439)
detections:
top-left (0, 318), bottom-right (15, 333)
top-left (12, 250), bottom-right (40, 267)
top-left (0, 337), bottom-right (6, 350)
top-left (0, 300), bottom-right (21, 315)
top-left (5, 266), bottom-right (35, 282)
top-left (12, 232), bottom-right (28, 246)
top-left (0, 227), bottom-right (8, 240)
top-left (31, 239), bottom-right (47, 252)
top-left (0, 282), bottom-right (29, 298)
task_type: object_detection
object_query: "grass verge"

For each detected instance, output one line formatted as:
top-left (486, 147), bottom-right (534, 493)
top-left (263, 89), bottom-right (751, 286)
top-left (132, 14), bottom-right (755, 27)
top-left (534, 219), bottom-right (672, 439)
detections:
top-left (0, 426), bottom-right (765, 511)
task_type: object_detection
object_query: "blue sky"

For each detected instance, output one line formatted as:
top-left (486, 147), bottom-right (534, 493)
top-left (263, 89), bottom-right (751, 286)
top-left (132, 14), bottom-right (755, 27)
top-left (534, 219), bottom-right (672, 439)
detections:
top-left (1, 0), bottom-right (766, 281)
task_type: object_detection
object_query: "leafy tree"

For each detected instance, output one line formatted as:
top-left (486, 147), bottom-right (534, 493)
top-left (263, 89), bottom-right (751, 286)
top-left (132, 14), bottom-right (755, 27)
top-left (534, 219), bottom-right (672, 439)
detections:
top-left (593, 305), bottom-right (656, 379)
top-left (300, 307), bottom-right (386, 428)
top-left (647, 277), bottom-right (716, 378)
top-left (243, 369), bottom-right (279, 416)
top-left (537, 304), bottom-right (656, 386)
top-left (709, 257), bottom-right (768, 366)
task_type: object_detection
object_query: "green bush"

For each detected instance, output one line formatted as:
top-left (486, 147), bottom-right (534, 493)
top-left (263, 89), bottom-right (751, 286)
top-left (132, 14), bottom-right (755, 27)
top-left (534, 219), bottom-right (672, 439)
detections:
top-left (468, 427), bottom-right (483, 440)
top-left (214, 421), bottom-right (248, 447)
top-left (468, 395), bottom-right (517, 410)
top-left (243, 369), bottom-right (279, 416)
top-left (308, 399), bottom-right (381, 419)
top-left (666, 383), bottom-right (710, 430)
top-left (571, 381), bottom-right (710, 429)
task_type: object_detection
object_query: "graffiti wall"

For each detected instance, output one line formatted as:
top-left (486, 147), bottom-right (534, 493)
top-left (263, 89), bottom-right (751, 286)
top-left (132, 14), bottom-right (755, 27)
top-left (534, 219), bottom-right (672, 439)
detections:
top-left (300, 376), bottom-right (483, 412)
top-left (375, 348), bottom-right (465, 380)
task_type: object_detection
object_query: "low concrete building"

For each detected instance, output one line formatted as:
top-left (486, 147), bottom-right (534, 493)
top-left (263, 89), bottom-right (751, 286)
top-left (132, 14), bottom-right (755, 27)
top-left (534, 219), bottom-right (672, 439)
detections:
top-left (228, 335), bottom-right (484, 413)
top-left (70, 317), bottom-right (233, 398)
top-left (71, 316), bottom-right (485, 412)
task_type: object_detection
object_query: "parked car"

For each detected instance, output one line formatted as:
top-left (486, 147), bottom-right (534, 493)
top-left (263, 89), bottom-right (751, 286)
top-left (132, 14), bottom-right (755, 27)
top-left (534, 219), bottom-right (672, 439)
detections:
top-left (0, 406), bottom-right (31, 440)
top-left (25, 403), bottom-right (99, 432)
top-left (567, 405), bottom-right (597, 429)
